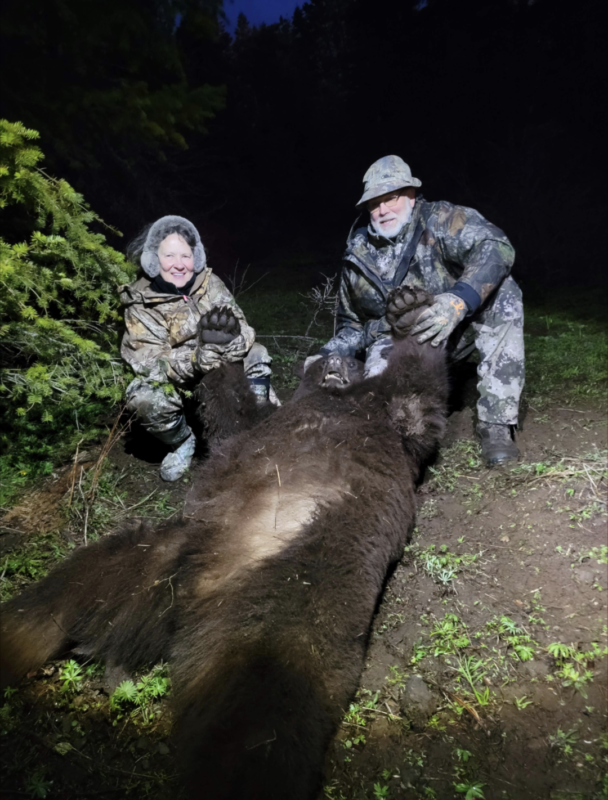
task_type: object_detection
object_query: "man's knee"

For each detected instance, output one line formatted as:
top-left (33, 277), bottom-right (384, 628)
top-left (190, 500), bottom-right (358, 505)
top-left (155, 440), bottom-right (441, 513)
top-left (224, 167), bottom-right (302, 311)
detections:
top-left (363, 338), bottom-right (393, 378)
top-left (476, 276), bottom-right (523, 326)
top-left (473, 277), bottom-right (524, 360)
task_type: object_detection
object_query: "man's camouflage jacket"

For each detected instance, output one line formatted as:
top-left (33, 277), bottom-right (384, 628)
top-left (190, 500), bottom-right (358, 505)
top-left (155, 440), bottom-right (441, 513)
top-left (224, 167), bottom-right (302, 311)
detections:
top-left (321, 196), bottom-right (516, 356)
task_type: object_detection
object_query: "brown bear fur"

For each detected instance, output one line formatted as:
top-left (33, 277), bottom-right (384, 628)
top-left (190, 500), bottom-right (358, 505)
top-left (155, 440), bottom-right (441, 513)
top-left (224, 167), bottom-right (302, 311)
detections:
top-left (195, 361), bottom-right (274, 444)
top-left (0, 288), bottom-right (448, 800)
top-left (195, 304), bottom-right (276, 444)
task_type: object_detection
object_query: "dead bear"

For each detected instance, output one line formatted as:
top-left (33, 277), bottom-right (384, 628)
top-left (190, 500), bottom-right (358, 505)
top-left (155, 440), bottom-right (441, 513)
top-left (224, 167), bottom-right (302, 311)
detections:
top-left (0, 287), bottom-right (449, 800)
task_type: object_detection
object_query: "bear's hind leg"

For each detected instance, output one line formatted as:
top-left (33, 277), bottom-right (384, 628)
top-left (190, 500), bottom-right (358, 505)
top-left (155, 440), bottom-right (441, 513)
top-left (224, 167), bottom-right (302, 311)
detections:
top-left (1, 521), bottom-right (186, 687)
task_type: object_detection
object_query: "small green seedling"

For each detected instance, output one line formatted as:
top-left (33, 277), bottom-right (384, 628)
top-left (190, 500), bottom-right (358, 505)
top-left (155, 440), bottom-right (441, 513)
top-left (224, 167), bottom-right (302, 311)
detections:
top-left (60, 660), bottom-right (84, 695)
top-left (454, 782), bottom-right (485, 799)
top-left (549, 727), bottom-right (578, 757)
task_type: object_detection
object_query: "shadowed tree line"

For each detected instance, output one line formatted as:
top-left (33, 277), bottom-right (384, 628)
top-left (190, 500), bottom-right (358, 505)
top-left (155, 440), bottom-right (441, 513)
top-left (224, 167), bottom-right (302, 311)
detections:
top-left (1, 0), bottom-right (606, 285)
top-left (204, 0), bottom-right (607, 285)
top-left (0, 0), bottom-right (225, 236)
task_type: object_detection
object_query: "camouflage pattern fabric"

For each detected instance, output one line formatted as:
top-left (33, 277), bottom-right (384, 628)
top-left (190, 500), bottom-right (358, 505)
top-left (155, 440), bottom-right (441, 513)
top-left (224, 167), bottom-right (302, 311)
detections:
top-left (450, 276), bottom-right (524, 426)
top-left (321, 196), bottom-right (524, 425)
top-left (356, 155), bottom-right (421, 207)
top-left (125, 343), bottom-right (274, 445)
top-left (125, 379), bottom-right (188, 445)
top-left (121, 272), bottom-right (274, 443)
top-left (363, 339), bottom-right (394, 379)
top-left (120, 270), bottom-right (256, 386)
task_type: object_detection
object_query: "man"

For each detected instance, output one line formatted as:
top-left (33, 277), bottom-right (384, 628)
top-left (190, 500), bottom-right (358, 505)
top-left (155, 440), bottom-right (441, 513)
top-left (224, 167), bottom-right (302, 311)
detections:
top-left (310, 156), bottom-right (524, 466)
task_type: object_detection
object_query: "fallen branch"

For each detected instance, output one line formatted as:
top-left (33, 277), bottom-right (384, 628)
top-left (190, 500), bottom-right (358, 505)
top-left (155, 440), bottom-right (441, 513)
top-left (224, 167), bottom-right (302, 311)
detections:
top-left (422, 676), bottom-right (487, 730)
top-left (68, 437), bottom-right (85, 510)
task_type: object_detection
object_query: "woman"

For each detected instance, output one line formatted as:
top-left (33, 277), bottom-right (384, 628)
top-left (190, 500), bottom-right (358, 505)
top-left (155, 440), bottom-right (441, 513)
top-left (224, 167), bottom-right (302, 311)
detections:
top-left (120, 215), bottom-right (275, 481)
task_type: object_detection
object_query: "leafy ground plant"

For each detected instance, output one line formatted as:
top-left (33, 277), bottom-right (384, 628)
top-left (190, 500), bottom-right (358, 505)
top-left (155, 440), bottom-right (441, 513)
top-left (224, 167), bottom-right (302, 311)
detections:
top-left (454, 782), bottom-right (485, 800)
top-left (411, 543), bottom-right (482, 586)
top-left (110, 664), bottom-right (171, 726)
top-left (549, 727), bottom-right (579, 758)
top-left (546, 641), bottom-right (607, 698)
top-left (452, 655), bottom-right (491, 707)
top-left (426, 440), bottom-right (482, 493)
top-left (341, 692), bottom-right (381, 751)
top-left (485, 615), bottom-right (536, 662)
top-left (59, 660), bottom-right (84, 696)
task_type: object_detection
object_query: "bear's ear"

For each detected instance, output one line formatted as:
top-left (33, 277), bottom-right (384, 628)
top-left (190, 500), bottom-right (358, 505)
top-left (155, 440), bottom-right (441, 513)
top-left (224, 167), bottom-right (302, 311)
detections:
top-left (293, 360), bottom-right (306, 380)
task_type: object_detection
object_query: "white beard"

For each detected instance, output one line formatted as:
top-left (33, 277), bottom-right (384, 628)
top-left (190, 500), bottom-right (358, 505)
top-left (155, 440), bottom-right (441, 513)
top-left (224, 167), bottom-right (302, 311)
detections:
top-left (370, 201), bottom-right (413, 239)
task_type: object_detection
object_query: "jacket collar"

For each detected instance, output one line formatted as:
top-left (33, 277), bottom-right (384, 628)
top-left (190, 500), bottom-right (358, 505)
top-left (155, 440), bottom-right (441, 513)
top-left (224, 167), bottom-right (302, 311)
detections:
top-left (343, 198), bottom-right (426, 298)
top-left (120, 269), bottom-right (210, 305)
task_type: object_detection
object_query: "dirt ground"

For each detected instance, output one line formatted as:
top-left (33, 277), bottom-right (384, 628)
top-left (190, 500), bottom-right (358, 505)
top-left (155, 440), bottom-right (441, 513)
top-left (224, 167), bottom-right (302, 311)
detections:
top-left (325, 387), bottom-right (607, 800)
top-left (0, 375), bottom-right (606, 800)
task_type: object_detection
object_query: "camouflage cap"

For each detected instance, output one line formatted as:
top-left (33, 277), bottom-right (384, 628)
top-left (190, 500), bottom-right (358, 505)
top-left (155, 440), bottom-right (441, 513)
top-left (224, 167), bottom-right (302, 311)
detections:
top-left (356, 155), bottom-right (422, 208)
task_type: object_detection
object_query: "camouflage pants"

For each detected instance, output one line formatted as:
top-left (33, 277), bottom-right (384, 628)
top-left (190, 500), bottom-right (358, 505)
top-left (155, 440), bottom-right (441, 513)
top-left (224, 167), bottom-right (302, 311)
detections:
top-left (125, 343), bottom-right (273, 446)
top-left (364, 276), bottom-right (524, 425)
top-left (451, 276), bottom-right (524, 425)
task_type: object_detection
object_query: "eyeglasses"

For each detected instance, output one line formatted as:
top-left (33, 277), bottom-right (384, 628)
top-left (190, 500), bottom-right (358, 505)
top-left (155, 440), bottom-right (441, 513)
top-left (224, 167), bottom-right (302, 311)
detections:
top-left (367, 193), bottom-right (403, 213)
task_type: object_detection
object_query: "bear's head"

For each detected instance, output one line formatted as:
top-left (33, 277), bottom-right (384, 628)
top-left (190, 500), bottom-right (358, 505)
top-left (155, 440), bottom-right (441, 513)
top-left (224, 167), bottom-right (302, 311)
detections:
top-left (294, 353), bottom-right (365, 400)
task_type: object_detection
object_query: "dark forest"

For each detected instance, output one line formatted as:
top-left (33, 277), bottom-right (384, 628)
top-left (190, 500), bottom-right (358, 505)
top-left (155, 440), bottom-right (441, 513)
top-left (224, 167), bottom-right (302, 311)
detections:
top-left (2, 0), bottom-right (606, 284)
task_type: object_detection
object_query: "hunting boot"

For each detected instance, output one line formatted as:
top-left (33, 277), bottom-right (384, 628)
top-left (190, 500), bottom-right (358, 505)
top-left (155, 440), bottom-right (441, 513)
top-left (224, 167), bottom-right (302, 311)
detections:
top-left (157, 417), bottom-right (197, 482)
top-left (477, 422), bottom-right (520, 467)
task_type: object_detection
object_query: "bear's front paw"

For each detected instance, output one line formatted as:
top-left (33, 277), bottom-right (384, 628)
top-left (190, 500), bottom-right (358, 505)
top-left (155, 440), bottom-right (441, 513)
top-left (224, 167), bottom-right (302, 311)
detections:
top-left (198, 305), bottom-right (241, 345)
top-left (386, 287), bottom-right (434, 337)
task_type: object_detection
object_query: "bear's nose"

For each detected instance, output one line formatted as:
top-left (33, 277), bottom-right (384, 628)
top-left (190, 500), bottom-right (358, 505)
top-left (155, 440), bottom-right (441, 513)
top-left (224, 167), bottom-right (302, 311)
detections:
top-left (326, 354), bottom-right (343, 371)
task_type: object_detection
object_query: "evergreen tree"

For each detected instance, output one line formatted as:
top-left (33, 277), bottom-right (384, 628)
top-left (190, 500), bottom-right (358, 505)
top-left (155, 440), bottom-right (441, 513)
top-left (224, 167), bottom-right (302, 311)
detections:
top-left (0, 120), bottom-right (137, 496)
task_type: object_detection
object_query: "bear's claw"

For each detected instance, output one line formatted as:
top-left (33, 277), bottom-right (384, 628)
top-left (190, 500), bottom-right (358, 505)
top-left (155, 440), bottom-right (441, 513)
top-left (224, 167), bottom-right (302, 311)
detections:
top-left (198, 305), bottom-right (241, 345)
top-left (386, 287), bottom-right (434, 337)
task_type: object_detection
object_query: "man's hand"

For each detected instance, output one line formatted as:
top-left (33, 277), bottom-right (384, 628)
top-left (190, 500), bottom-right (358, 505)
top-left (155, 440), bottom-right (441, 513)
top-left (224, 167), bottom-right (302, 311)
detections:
top-left (410, 292), bottom-right (466, 346)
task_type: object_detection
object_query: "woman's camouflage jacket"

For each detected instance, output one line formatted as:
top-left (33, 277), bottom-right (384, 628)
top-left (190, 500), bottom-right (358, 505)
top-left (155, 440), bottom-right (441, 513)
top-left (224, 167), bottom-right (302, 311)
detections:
top-left (120, 269), bottom-right (255, 386)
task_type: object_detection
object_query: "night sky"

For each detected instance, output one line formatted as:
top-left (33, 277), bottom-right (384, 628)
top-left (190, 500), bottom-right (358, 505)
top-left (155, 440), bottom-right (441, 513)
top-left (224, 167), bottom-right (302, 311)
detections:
top-left (224, 0), bottom-right (302, 31)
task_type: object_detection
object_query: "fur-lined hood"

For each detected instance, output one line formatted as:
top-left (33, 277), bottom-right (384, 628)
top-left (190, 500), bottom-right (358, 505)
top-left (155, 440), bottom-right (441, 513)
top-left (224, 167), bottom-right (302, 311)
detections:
top-left (140, 215), bottom-right (207, 277)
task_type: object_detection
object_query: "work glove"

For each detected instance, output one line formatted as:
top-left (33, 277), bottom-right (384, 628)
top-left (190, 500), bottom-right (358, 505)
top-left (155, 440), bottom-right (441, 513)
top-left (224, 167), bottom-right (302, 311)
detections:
top-left (195, 336), bottom-right (249, 372)
top-left (410, 292), bottom-right (467, 346)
